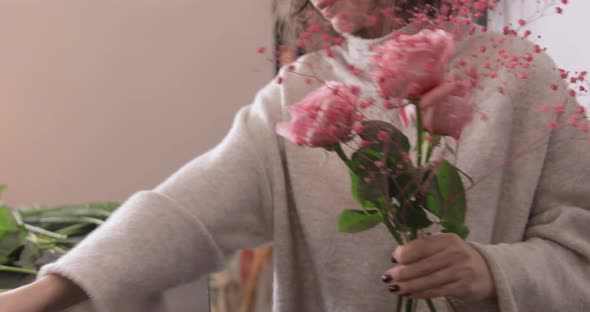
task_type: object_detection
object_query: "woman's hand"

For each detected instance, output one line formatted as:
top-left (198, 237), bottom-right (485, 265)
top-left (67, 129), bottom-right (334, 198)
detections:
top-left (381, 233), bottom-right (496, 302)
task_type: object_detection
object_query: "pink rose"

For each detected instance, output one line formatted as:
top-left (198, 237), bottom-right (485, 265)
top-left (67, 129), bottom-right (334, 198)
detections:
top-left (421, 82), bottom-right (473, 140)
top-left (371, 29), bottom-right (456, 100)
top-left (276, 82), bottom-right (359, 148)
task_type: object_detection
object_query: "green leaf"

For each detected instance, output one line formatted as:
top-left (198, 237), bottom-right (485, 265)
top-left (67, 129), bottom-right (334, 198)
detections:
top-left (349, 148), bottom-right (389, 209)
top-left (0, 206), bottom-right (27, 265)
top-left (349, 147), bottom-right (419, 210)
top-left (19, 202), bottom-right (118, 232)
top-left (0, 207), bottom-right (19, 233)
top-left (436, 162), bottom-right (466, 222)
top-left (389, 161), bottom-right (419, 206)
top-left (426, 161), bottom-right (470, 239)
top-left (56, 223), bottom-right (94, 237)
top-left (424, 173), bottom-right (442, 217)
top-left (18, 242), bottom-right (42, 270)
top-left (395, 203), bottom-right (432, 230)
top-left (359, 120), bottom-right (410, 154)
top-left (338, 209), bottom-right (382, 233)
top-left (356, 121), bottom-right (418, 205)
top-left (441, 220), bottom-right (470, 239)
top-left (424, 134), bottom-right (442, 164)
top-left (19, 202), bottom-right (118, 219)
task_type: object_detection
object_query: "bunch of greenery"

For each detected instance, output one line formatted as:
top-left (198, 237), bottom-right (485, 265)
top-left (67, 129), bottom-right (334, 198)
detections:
top-left (0, 184), bottom-right (119, 290)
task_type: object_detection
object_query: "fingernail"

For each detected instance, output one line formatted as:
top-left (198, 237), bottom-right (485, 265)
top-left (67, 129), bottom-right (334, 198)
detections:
top-left (388, 285), bottom-right (400, 293)
top-left (381, 274), bottom-right (392, 283)
top-left (391, 256), bottom-right (398, 263)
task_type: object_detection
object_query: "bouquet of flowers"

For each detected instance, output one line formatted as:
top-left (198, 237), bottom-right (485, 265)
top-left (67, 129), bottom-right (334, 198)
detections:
top-left (277, 29), bottom-right (471, 311)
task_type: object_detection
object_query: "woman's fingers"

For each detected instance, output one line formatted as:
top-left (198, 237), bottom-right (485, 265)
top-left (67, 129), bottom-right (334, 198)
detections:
top-left (383, 233), bottom-right (496, 302)
top-left (392, 234), bottom-right (456, 264)
top-left (386, 264), bottom-right (463, 296)
top-left (384, 248), bottom-right (455, 283)
top-left (408, 280), bottom-right (469, 300)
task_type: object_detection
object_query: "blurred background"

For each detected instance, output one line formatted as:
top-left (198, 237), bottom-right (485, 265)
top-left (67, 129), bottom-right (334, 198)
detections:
top-left (0, 1), bottom-right (273, 311)
top-left (0, 0), bottom-right (274, 206)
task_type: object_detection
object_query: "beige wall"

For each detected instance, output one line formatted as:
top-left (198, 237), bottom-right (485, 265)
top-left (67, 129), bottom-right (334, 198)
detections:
top-left (0, 0), bottom-right (274, 206)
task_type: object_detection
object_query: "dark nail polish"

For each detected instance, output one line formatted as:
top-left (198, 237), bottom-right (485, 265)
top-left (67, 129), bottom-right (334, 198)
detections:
top-left (381, 274), bottom-right (392, 283)
top-left (391, 256), bottom-right (398, 263)
top-left (388, 285), bottom-right (400, 293)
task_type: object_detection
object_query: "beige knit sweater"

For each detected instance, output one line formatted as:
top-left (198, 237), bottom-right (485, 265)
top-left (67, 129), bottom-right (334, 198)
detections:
top-left (38, 26), bottom-right (590, 312)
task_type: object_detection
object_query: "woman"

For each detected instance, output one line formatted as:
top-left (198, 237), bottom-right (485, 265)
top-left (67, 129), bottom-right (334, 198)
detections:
top-left (2, 0), bottom-right (589, 311)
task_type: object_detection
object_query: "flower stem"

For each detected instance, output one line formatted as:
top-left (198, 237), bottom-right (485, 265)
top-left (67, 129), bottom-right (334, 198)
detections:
top-left (396, 296), bottom-right (404, 312)
top-left (410, 228), bottom-right (418, 240)
top-left (405, 298), bottom-right (414, 312)
top-left (0, 265), bottom-right (38, 275)
top-left (424, 137), bottom-right (434, 164)
top-left (333, 144), bottom-right (353, 170)
top-left (382, 215), bottom-right (404, 245)
top-left (426, 299), bottom-right (437, 312)
top-left (414, 100), bottom-right (424, 167)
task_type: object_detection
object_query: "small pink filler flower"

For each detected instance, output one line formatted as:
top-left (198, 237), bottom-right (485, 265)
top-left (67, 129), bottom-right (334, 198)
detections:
top-left (276, 82), bottom-right (359, 148)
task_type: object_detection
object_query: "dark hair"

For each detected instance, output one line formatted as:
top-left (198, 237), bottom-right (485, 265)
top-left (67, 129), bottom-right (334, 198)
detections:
top-left (294, 0), bottom-right (310, 16)
top-left (291, 0), bottom-right (442, 17)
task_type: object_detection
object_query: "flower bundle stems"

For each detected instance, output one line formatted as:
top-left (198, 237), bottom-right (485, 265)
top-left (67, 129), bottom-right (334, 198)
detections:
top-left (413, 101), bottom-right (424, 167)
top-left (383, 215), bottom-right (404, 246)
top-left (426, 299), bottom-right (437, 311)
top-left (396, 296), bottom-right (404, 312)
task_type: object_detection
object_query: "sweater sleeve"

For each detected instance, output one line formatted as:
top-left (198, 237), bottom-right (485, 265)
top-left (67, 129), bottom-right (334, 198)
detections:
top-left (37, 80), bottom-right (285, 312)
top-left (469, 55), bottom-right (590, 311)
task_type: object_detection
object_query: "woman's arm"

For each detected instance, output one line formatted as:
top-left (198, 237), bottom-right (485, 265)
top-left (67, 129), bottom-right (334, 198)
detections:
top-left (0, 275), bottom-right (88, 312)
top-left (467, 50), bottom-right (590, 311)
top-left (469, 104), bottom-right (590, 311)
top-left (25, 79), bottom-right (287, 312)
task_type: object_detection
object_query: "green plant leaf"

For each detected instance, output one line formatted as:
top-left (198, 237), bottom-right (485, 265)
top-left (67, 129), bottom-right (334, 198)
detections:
top-left (338, 209), bottom-right (382, 233)
top-left (349, 146), bottom-right (419, 210)
top-left (349, 148), bottom-right (389, 209)
top-left (395, 203), bottom-right (432, 230)
top-left (424, 134), bottom-right (442, 163)
top-left (359, 120), bottom-right (410, 154)
top-left (426, 161), bottom-right (470, 239)
top-left (0, 207), bottom-right (19, 233)
top-left (388, 161), bottom-right (419, 206)
top-left (18, 242), bottom-right (42, 270)
top-left (424, 173), bottom-right (442, 217)
top-left (441, 220), bottom-right (470, 239)
top-left (56, 223), bottom-right (94, 237)
top-left (0, 206), bottom-right (27, 265)
top-left (356, 121), bottom-right (418, 205)
top-left (19, 202), bottom-right (118, 232)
